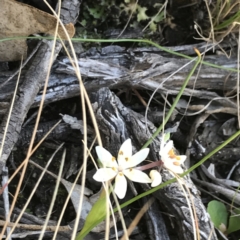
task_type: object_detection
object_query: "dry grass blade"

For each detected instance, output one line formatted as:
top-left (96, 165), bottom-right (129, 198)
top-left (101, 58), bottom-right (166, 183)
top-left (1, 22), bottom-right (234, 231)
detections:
top-left (116, 0), bottom-right (138, 39)
top-left (0, 219), bottom-right (71, 231)
top-left (120, 198), bottom-right (154, 240)
top-left (38, 148), bottom-right (66, 240)
top-left (201, 0), bottom-right (240, 42)
top-left (0, 59), bottom-right (22, 240)
top-left (41, 1), bottom-right (115, 238)
top-left (42, 2), bottom-right (105, 238)
top-left (0, 59), bottom-right (22, 167)
top-left (237, 26), bottom-right (240, 128)
top-left (1, 1), bottom-right (63, 238)
top-left (5, 143), bottom-right (64, 238)
top-left (1, 1), bottom-right (233, 239)
top-left (83, 139), bottom-right (120, 240)
top-left (142, 1), bottom-right (167, 32)
top-left (1, 119), bottom-right (62, 192)
top-left (28, 158), bottom-right (93, 214)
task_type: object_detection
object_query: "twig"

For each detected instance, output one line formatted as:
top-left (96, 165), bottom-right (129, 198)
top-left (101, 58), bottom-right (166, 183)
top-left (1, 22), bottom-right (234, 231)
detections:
top-left (0, 220), bottom-right (71, 232)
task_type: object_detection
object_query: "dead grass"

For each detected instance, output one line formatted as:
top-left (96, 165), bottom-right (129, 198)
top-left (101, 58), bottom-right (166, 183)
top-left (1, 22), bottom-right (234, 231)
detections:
top-left (1, 0), bottom-right (240, 239)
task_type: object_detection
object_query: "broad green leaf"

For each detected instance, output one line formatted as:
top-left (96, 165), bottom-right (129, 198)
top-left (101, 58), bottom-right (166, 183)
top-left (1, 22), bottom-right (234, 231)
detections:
top-left (76, 189), bottom-right (109, 240)
top-left (227, 208), bottom-right (240, 234)
top-left (207, 200), bottom-right (228, 233)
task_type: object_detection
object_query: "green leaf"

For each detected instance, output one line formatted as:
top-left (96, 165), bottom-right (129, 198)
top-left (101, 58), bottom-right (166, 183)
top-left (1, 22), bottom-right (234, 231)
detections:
top-left (137, 6), bottom-right (149, 22)
top-left (76, 190), bottom-right (108, 240)
top-left (164, 132), bottom-right (170, 142)
top-left (214, 10), bottom-right (240, 30)
top-left (227, 208), bottom-right (240, 234)
top-left (80, 19), bottom-right (87, 27)
top-left (152, 11), bottom-right (164, 23)
top-left (88, 6), bottom-right (105, 19)
top-left (207, 200), bottom-right (228, 233)
top-left (149, 22), bottom-right (157, 32)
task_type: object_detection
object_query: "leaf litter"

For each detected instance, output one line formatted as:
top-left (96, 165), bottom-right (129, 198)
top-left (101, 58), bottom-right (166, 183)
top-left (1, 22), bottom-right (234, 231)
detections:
top-left (0, 0), bottom-right (75, 61)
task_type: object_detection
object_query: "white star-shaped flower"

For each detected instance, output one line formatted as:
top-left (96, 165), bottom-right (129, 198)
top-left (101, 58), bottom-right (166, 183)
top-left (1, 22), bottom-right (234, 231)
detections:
top-left (160, 140), bottom-right (186, 174)
top-left (93, 139), bottom-right (152, 199)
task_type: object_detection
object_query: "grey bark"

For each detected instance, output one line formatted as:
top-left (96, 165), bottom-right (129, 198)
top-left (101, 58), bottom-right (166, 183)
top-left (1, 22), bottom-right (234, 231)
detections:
top-left (0, 44), bottom-right (238, 115)
top-left (0, 0), bottom-right (81, 174)
top-left (0, 42), bottom-right (62, 173)
top-left (90, 87), bottom-right (218, 240)
top-left (0, 200), bottom-right (72, 239)
top-left (0, 11), bottom-right (234, 239)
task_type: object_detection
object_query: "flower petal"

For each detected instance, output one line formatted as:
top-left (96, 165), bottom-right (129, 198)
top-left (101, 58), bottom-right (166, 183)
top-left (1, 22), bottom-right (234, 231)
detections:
top-left (178, 155), bottom-right (187, 164)
top-left (163, 160), bottom-right (184, 174)
top-left (117, 139), bottom-right (132, 169)
top-left (159, 140), bottom-right (173, 160)
top-left (93, 168), bottom-right (117, 182)
top-left (123, 169), bottom-right (152, 183)
top-left (114, 173), bottom-right (127, 199)
top-left (125, 148), bottom-right (149, 168)
top-left (95, 146), bottom-right (118, 168)
top-left (150, 170), bottom-right (162, 187)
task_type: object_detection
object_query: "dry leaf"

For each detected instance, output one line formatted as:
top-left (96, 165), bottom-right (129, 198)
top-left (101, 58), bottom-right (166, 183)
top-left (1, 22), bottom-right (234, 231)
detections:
top-left (0, 0), bottom-right (75, 61)
top-left (29, 159), bottom-right (93, 218)
top-left (60, 178), bottom-right (93, 216)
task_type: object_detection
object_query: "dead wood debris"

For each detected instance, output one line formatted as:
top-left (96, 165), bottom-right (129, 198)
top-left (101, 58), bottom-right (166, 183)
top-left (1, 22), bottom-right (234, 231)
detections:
top-left (0, 2), bottom-right (240, 239)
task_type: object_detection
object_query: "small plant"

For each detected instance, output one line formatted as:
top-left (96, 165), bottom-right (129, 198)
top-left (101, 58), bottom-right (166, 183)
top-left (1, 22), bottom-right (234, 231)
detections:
top-left (204, 0), bottom-right (240, 41)
top-left (207, 200), bottom-right (240, 235)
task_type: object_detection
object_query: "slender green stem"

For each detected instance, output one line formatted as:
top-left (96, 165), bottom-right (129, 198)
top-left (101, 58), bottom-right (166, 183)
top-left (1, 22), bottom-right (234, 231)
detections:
top-left (142, 48), bottom-right (202, 149)
top-left (119, 129), bottom-right (240, 208)
top-left (214, 10), bottom-right (240, 30)
top-left (0, 36), bottom-right (238, 72)
top-left (3, 34), bottom-right (235, 238)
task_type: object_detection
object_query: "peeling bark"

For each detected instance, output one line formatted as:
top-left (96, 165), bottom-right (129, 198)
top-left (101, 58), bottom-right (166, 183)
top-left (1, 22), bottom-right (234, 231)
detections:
top-left (90, 87), bottom-right (218, 240)
top-left (0, 0), bottom-right (81, 173)
top-left (0, 44), bottom-right (237, 114)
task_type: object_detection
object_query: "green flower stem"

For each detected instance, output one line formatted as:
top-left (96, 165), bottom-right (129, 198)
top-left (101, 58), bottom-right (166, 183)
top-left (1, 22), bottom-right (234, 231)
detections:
top-left (0, 36), bottom-right (238, 72)
top-left (142, 48), bottom-right (202, 149)
top-left (77, 117), bottom-right (240, 239)
top-left (2, 35), bottom-right (238, 238)
top-left (119, 129), bottom-right (240, 208)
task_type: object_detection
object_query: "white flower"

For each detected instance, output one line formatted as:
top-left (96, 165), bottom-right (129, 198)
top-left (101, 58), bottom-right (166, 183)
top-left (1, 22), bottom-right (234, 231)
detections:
top-left (93, 139), bottom-right (152, 199)
top-left (160, 140), bottom-right (186, 174)
top-left (149, 170), bottom-right (162, 187)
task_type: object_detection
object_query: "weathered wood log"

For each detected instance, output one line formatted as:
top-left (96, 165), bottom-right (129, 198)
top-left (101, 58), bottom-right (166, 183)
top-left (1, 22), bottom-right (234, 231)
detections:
top-left (0, 200), bottom-right (72, 239)
top-left (0, 0), bottom-right (81, 174)
top-left (0, 43), bottom-right (237, 114)
top-left (90, 87), bottom-right (217, 240)
top-left (0, 27), bottom-right (235, 239)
